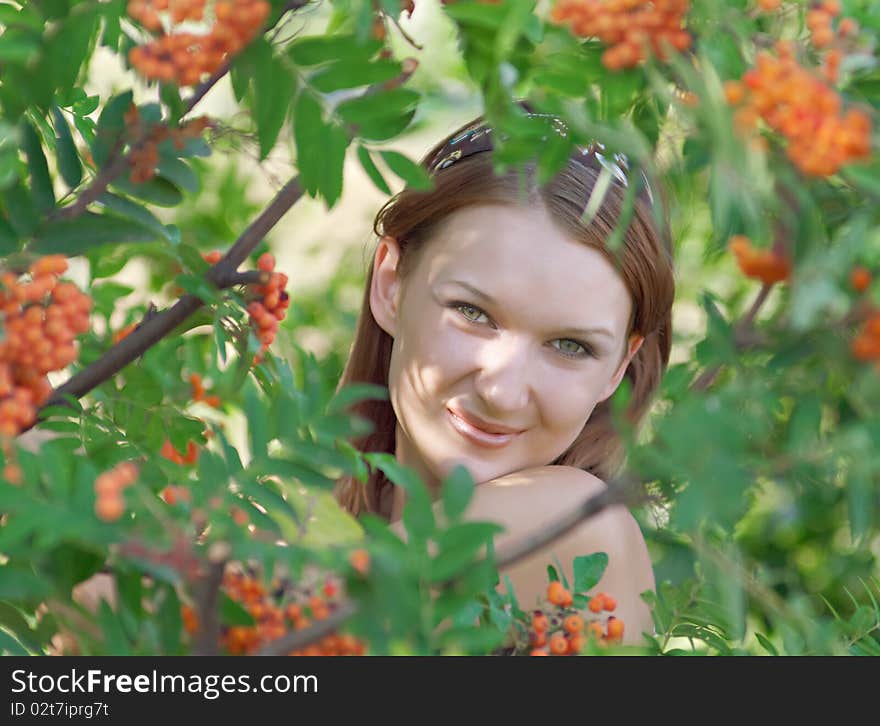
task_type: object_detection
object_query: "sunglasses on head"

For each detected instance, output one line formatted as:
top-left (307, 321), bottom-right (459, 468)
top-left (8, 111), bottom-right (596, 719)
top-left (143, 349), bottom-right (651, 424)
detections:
top-left (425, 113), bottom-right (654, 205)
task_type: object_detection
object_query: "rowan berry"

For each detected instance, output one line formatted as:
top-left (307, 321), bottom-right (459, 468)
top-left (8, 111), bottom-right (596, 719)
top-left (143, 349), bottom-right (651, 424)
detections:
top-left (549, 633), bottom-right (569, 655)
top-left (568, 634), bottom-right (585, 654)
top-left (563, 615), bottom-right (584, 634)
top-left (3, 462), bottom-right (22, 485)
top-left (588, 595), bottom-right (604, 613)
top-left (531, 612), bottom-right (549, 632)
top-left (850, 266), bottom-right (872, 293)
top-left (349, 549), bottom-right (370, 575)
top-left (530, 630), bottom-right (548, 648)
top-left (95, 495), bottom-right (125, 522)
top-left (181, 605), bottom-right (200, 634)
top-left (606, 616), bottom-right (625, 642)
top-left (547, 580), bottom-right (571, 606)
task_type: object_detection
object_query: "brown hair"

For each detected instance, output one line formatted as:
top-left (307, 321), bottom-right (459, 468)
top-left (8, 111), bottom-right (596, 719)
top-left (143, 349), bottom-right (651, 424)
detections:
top-left (334, 116), bottom-right (675, 520)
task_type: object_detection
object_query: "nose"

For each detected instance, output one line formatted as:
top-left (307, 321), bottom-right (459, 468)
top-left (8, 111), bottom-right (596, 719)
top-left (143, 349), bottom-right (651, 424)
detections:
top-left (473, 334), bottom-right (533, 414)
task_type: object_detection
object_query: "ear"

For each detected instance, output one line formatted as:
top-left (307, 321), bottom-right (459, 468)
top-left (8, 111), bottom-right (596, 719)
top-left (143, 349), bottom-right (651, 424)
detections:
top-left (369, 236), bottom-right (402, 338)
top-left (598, 333), bottom-right (645, 403)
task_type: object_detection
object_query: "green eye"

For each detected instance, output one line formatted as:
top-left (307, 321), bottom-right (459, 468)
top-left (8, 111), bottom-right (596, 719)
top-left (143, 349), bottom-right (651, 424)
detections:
top-left (456, 304), bottom-right (485, 322)
top-left (552, 339), bottom-right (589, 357)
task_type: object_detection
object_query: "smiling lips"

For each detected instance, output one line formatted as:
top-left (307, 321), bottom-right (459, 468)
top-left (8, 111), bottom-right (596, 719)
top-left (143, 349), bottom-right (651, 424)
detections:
top-left (446, 406), bottom-right (525, 448)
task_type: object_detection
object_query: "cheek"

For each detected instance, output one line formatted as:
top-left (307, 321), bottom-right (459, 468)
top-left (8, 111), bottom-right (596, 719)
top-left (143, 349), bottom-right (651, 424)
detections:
top-left (537, 371), bottom-right (609, 433)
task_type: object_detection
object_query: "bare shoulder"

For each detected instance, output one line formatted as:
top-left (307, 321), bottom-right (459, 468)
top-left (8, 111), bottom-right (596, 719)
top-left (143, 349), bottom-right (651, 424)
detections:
top-left (487, 465), bottom-right (657, 646)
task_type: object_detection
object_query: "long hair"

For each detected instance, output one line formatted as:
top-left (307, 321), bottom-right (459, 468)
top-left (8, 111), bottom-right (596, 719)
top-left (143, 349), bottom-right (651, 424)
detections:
top-left (334, 116), bottom-right (675, 519)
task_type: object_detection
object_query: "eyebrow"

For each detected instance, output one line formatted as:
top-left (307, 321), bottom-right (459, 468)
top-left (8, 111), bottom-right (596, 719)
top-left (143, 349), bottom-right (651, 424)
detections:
top-left (442, 280), bottom-right (616, 340)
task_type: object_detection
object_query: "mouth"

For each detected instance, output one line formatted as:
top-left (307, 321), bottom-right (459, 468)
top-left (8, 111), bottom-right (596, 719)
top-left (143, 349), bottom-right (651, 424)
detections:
top-left (446, 407), bottom-right (524, 449)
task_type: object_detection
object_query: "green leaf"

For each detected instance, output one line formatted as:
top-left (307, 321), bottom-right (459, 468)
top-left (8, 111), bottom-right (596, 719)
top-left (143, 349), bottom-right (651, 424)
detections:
top-left (32, 211), bottom-right (159, 254)
top-left (430, 522), bottom-right (502, 582)
top-left (97, 599), bottom-right (131, 655)
top-left (380, 150), bottom-right (432, 190)
top-left (52, 106), bottom-right (82, 188)
top-left (0, 217), bottom-right (18, 255)
top-left (572, 552), bottom-right (608, 594)
top-left (357, 145), bottom-right (391, 195)
top-left (547, 564), bottom-right (560, 583)
top-left (0, 34), bottom-right (40, 64)
top-left (337, 88), bottom-right (419, 125)
top-left (0, 629), bottom-right (32, 655)
top-left (320, 122), bottom-right (349, 207)
top-left (310, 58), bottom-right (401, 94)
top-left (173, 273), bottom-right (221, 305)
top-left (155, 155), bottom-right (199, 194)
top-left (92, 90), bottom-right (133, 168)
top-left (97, 192), bottom-right (172, 241)
top-left (755, 632), bottom-right (778, 656)
top-left (111, 175), bottom-right (184, 207)
top-left (156, 586), bottom-right (183, 654)
top-left (288, 34), bottom-right (383, 66)
top-left (44, 5), bottom-right (99, 94)
top-left (441, 465), bottom-right (474, 521)
top-left (1, 183), bottom-right (38, 237)
top-left (326, 382), bottom-right (388, 414)
top-left (292, 91), bottom-right (324, 197)
top-left (220, 592), bottom-right (256, 627)
top-left (364, 453), bottom-right (434, 539)
top-left (253, 52), bottom-right (294, 159)
top-left (245, 381), bottom-right (269, 459)
top-left (0, 566), bottom-right (51, 601)
top-left (20, 119), bottom-right (55, 213)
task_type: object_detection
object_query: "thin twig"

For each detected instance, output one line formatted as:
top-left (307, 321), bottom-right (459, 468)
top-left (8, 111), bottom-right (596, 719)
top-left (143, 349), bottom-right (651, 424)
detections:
top-left (254, 600), bottom-right (358, 656)
top-left (691, 283), bottom-right (773, 392)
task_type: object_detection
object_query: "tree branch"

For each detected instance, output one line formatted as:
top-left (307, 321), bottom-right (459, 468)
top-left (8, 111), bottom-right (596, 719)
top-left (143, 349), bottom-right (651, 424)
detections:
top-left (35, 174), bottom-right (302, 416)
top-left (192, 544), bottom-right (230, 656)
top-left (254, 600), bottom-right (358, 656)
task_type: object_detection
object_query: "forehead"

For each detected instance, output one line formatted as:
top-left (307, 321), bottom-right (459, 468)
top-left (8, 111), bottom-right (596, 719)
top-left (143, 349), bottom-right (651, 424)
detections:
top-left (411, 204), bottom-right (633, 332)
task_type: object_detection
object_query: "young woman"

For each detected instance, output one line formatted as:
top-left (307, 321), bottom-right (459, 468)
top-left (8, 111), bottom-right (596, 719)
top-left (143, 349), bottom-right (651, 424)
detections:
top-left (333, 112), bottom-right (676, 645)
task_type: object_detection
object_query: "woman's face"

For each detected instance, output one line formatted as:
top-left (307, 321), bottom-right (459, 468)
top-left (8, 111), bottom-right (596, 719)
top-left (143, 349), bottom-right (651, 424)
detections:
top-left (370, 203), bottom-right (643, 490)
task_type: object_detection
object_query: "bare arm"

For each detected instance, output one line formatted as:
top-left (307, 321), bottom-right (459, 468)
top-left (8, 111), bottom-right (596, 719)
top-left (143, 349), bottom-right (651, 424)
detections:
top-left (390, 465), bottom-right (656, 646)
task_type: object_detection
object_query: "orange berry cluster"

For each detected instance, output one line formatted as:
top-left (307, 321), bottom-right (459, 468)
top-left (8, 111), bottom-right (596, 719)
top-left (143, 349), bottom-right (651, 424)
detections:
top-left (125, 105), bottom-right (212, 183)
top-left (189, 372), bottom-right (222, 408)
top-left (182, 568), bottom-right (367, 656)
top-left (128, 0), bottom-right (270, 87)
top-left (127, 0), bottom-right (207, 29)
top-left (246, 253), bottom-right (289, 365)
top-left (528, 583), bottom-right (623, 656)
top-left (806, 2), bottom-right (860, 85)
top-left (94, 461), bottom-right (139, 522)
top-left (728, 235), bottom-right (791, 286)
top-left (851, 311), bottom-right (880, 365)
top-left (723, 42), bottom-right (872, 177)
top-left (0, 256), bottom-right (92, 440)
top-left (549, 0), bottom-right (692, 71)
